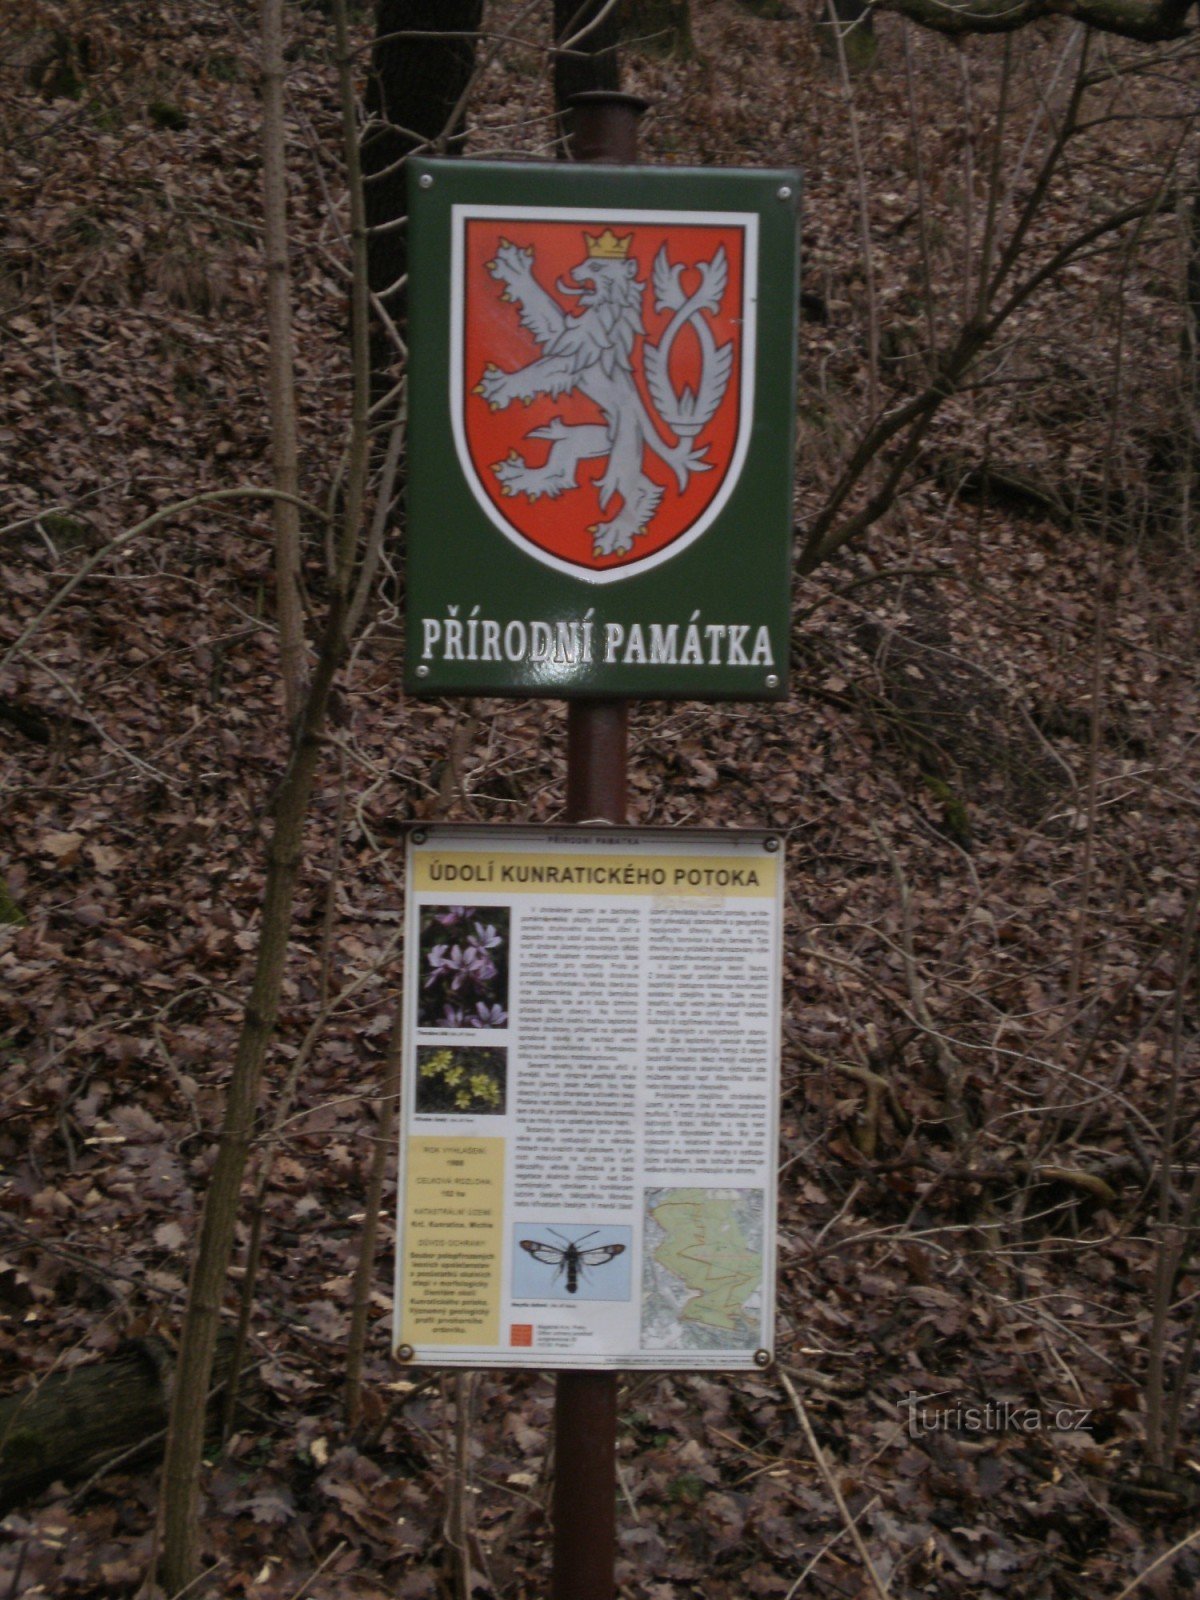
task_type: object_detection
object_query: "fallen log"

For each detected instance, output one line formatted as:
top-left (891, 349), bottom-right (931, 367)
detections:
top-left (0, 1331), bottom-right (236, 1511)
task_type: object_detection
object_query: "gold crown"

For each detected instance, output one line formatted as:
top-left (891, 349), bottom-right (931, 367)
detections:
top-left (584, 228), bottom-right (632, 260)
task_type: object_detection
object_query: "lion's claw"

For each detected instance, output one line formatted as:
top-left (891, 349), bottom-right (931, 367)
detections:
top-left (489, 240), bottom-right (536, 291)
top-left (493, 451), bottom-right (572, 503)
top-left (590, 519), bottom-right (635, 558)
top-left (475, 361), bottom-right (515, 410)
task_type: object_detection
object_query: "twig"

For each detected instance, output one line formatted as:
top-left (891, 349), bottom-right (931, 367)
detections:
top-left (786, 1495), bottom-right (880, 1600)
top-left (778, 1368), bottom-right (891, 1600)
top-left (331, 0), bottom-right (371, 596)
top-left (958, 48), bottom-right (975, 325)
top-left (833, 1061), bottom-right (911, 1158)
top-left (68, 1426), bottom-right (166, 1502)
top-left (615, 1458), bottom-right (642, 1523)
top-left (4, 1539), bottom-right (27, 1600)
top-left (829, 0), bottom-right (879, 425)
top-left (977, 35), bottom-right (1012, 315)
top-left (901, 24), bottom-right (937, 359)
top-left (446, 1372), bottom-right (477, 1600)
top-left (1112, 1523), bottom-right (1200, 1600)
top-left (556, 0), bottom-right (622, 54)
top-left (164, 1557), bottom-right (227, 1600)
top-left (345, 1004), bottom-right (405, 1428)
top-left (318, 749), bottom-right (350, 1012)
top-left (870, 823), bottom-right (966, 1140)
top-left (287, 1542), bottom-right (348, 1600)
top-left (0, 1214), bottom-right (140, 1301)
top-left (1, 489), bottom-right (327, 681)
top-left (1147, 877), bottom-right (1200, 1463)
top-left (347, 408), bottom-right (406, 640)
top-left (221, 923), bottom-right (405, 1436)
top-left (438, 701), bottom-right (483, 815)
top-left (23, 655), bottom-right (173, 787)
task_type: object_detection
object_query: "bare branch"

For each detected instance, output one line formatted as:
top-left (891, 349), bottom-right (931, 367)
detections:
top-left (261, 0), bottom-right (307, 721)
top-left (877, 0), bottom-right (1194, 42)
top-left (0, 488), bottom-right (327, 683)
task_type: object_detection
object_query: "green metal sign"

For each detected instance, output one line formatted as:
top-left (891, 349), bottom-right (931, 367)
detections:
top-left (404, 157), bottom-right (800, 700)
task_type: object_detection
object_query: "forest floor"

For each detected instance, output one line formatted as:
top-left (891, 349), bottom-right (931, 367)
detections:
top-left (2, 1), bottom-right (1200, 1597)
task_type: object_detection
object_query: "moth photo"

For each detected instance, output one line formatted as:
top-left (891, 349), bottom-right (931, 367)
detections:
top-left (512, 1224), bottom-right (633, 1303)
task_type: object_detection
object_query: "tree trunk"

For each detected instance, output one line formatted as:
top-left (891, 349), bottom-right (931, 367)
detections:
top-left (0, 1334), bottom-right (235, 1513)
top-left (157, 3), bottom-right (387, 1585)
top-left (261, 0), bottom-right (306, 724)
top-left (363, 0), bottom-right (482, 401)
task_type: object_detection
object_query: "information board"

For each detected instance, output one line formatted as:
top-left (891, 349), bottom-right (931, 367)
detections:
top-left (404, 157), bottom-right (801, 700)
top-left (393, 826), bottom-right (783, 1371)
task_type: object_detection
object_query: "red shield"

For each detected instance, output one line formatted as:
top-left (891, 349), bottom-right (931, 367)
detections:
top-left (452, 209), bottom-right (754, 583)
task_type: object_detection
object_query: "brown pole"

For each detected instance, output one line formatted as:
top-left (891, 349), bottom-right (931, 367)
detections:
top-left (555, 696), bottom-right (626, 1600)
top-left (567, 89), bottom-right (644, 166)
top-left (566, 700), bottom-right (628, 822)
top-left (553, 86), bottom-right (644, 1600)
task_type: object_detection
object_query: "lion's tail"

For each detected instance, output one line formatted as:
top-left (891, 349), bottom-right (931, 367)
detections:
top-left (665, 442), bottom-right (712, 492)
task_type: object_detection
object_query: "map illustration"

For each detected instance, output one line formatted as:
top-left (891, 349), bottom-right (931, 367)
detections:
top-left (641, 1187), bottom-right (763, 1351)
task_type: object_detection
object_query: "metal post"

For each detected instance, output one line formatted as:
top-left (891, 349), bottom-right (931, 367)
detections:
top-left (566, 701), bottom-right (628, 823)
top-left (553, 86), bottom-right (644, 1600)
top-left (567, 89), bottom-right (644, 166)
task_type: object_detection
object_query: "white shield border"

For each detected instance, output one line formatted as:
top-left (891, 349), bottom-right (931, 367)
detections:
top-left (450, 204), bottom-right (759, 587)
